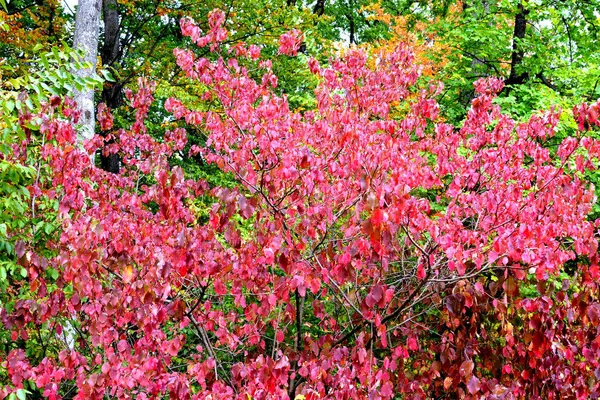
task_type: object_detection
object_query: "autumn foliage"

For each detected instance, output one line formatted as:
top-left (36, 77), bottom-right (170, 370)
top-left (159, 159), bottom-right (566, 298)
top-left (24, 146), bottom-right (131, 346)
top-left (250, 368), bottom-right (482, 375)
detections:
top-left (3, 9), bottom-right (600, 400)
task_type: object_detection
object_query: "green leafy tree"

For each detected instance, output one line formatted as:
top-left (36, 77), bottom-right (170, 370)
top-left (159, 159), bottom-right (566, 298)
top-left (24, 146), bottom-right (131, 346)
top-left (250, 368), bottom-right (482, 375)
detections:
top-left (387, 0), bottom-right (600, 122)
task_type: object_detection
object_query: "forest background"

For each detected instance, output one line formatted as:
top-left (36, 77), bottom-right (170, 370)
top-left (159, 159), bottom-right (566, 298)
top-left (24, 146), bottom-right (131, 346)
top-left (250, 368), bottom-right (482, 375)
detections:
top-left (2, 0), bottom-right (600, 399)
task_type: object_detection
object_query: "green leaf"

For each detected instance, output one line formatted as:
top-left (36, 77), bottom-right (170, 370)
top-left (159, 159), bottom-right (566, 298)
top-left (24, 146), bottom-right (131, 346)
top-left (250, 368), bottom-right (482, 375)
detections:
top-left (47, 268), bottom-right (59, 280)
top-left (100, 69), bottom-right (115, 82)
top-left (44, 222), bottom-right (54, 235)
top-left (52, 46), bottom-right (60, 61)
top-left (4, 99), bottom-right (14, 113)
top-left (8, 78), bottom-right (21, 89)
top-left (16, 389), bottom-right (29, 400)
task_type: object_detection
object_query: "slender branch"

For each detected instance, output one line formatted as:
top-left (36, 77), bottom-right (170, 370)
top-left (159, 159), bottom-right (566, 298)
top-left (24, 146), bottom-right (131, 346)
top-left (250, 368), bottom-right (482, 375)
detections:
top-left (288, 289), bottom-right (305, 399)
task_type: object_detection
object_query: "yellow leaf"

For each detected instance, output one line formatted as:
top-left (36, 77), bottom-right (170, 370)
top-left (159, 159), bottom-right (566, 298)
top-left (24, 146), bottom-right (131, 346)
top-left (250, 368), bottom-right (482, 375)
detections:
top-left (123, 265), bottom-right (134, 283)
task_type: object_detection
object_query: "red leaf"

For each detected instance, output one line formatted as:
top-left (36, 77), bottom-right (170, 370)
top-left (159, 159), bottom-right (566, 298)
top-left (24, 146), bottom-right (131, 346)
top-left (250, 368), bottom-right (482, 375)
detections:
top-left (381, 381), bottom-right (393, 397)
top-left (407, 336), bottom-right (418, 351)
top-left (467, 376), bottom-right (481, 394)
top-left (117, 340), bottom-right (129, 353)
top-left (365, 294), bottom-right (376, 308)
top-left (417, 263), bottom-right (426, 280)
top-left (371, 285), bottom-right (383, 303)
top-left (459, 360), bottom-right (474, 377)
top-left (371, 208), bottom-right (388, 226)
top-left (275, 330), bottom-right (284, 343)
top-left (214, 279), bottom-right (227, 295)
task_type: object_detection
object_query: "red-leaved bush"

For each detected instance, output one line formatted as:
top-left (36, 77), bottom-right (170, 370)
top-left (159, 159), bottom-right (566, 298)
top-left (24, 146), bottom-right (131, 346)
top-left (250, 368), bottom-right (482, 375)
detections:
top-left (4, 9), bottom-right (600, 400)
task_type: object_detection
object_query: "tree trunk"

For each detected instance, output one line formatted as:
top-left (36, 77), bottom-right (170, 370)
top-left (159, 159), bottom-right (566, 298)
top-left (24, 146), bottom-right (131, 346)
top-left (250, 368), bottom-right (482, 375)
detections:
top-left (506, 2), bottom-right (529, 86)
top-left (347, 13), bottom-right (355, 44)
top-left (100, 0), bottom-right (121, 173)
top-left (72, 0), bottom-right (101, 141)
top-left (313, 0), bottom-right (325, 16)
top-left (101, 0), bottom-right (119, 68)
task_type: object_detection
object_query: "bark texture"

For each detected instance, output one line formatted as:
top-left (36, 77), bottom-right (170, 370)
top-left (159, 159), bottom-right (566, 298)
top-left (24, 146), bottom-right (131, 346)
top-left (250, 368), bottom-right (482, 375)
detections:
top-left (506, 2), bottom-right (529, 86)
top-left (313, 0), bottom-right (325, 16)
top-left (72, 0), bottom-right (101, 141)
top-left (100, 0), bottom-right (121, 173)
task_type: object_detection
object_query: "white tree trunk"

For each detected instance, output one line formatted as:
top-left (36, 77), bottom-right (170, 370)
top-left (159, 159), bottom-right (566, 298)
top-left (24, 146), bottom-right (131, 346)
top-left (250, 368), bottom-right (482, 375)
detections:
top-left (73, 0), bottom-right (101, 141)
